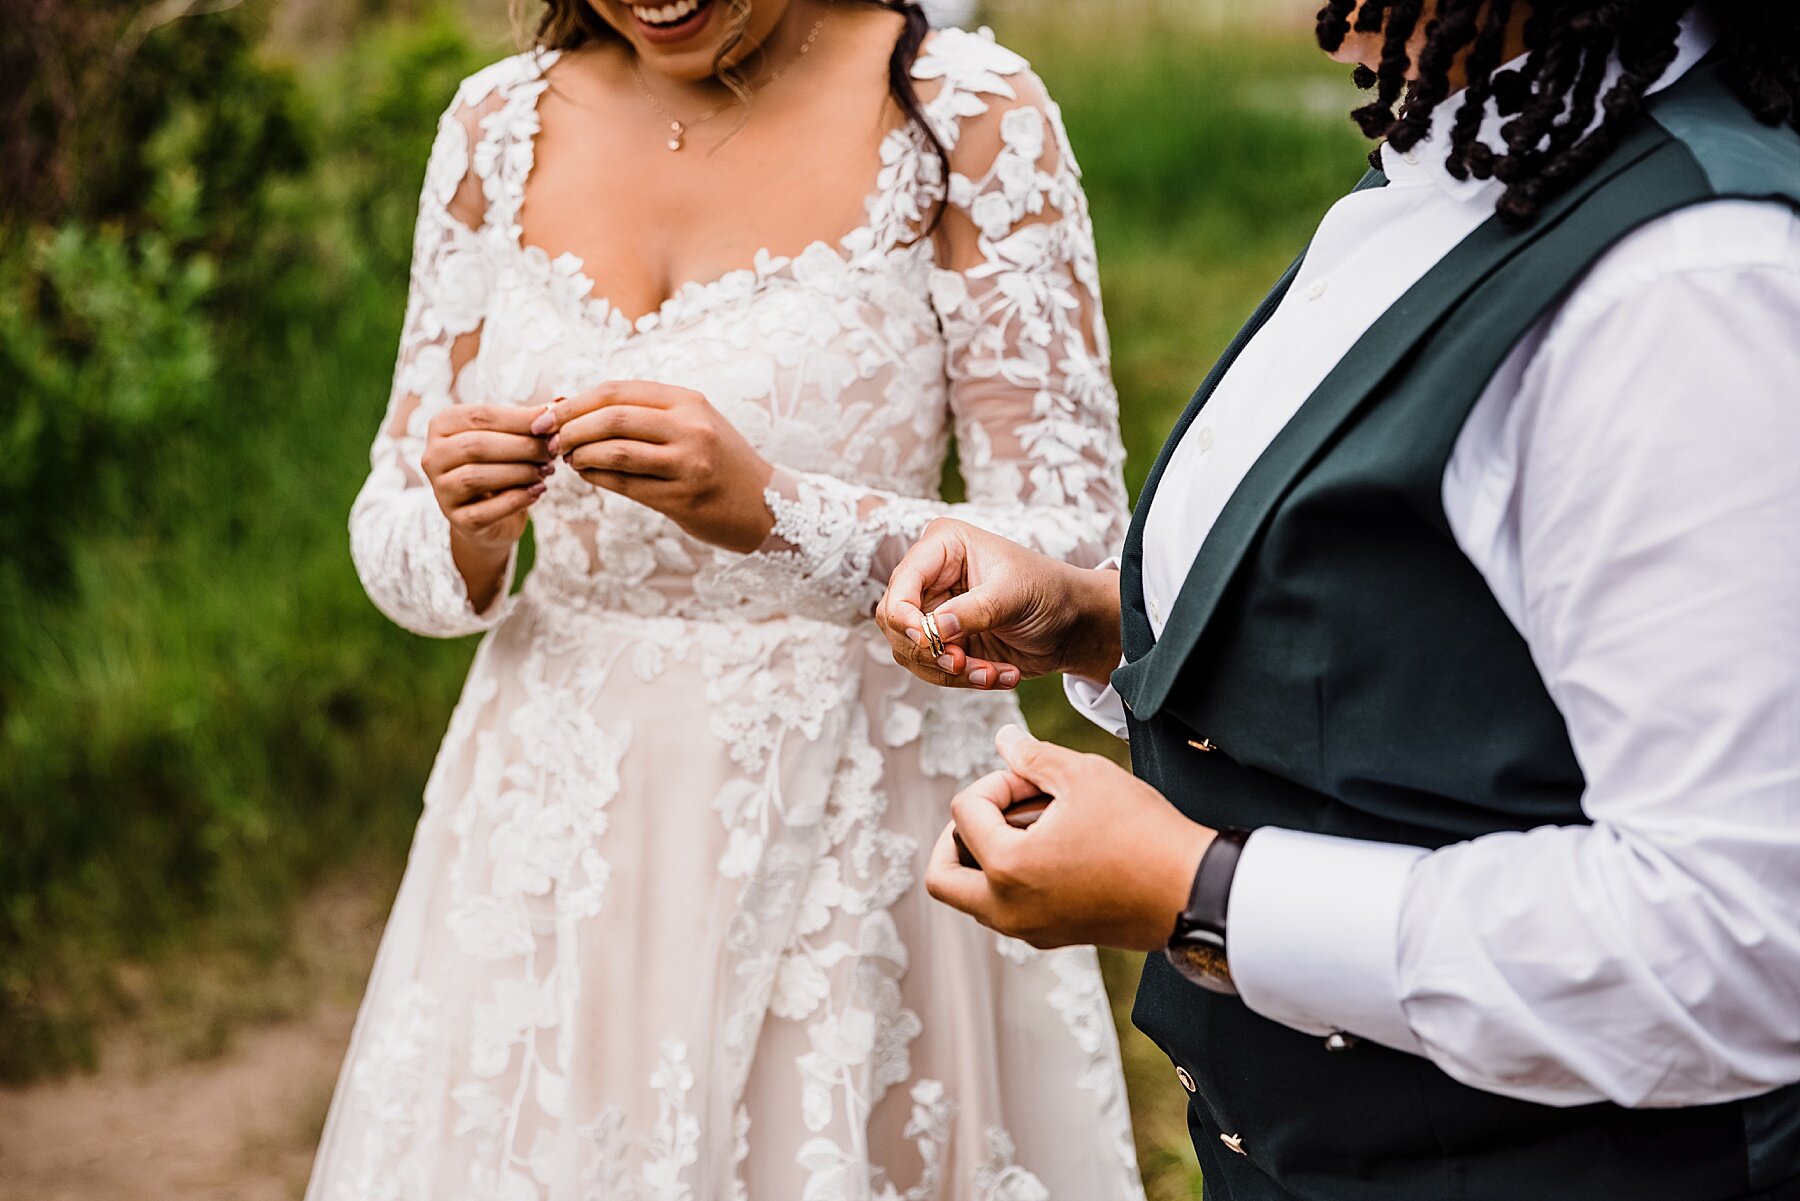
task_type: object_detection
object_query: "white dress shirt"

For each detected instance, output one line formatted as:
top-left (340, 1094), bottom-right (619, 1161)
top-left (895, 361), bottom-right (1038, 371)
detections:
top-left (1071, 19), bottom-right (1800, 1109)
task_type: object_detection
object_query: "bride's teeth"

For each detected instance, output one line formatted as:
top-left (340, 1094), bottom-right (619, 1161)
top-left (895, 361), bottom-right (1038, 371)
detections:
top-left (637, 0), bottom-right (700, 25)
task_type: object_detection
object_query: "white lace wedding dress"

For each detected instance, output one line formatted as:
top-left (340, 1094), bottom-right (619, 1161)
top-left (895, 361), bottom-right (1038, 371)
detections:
top-left (310, 29), bottom-right (1143, 1201)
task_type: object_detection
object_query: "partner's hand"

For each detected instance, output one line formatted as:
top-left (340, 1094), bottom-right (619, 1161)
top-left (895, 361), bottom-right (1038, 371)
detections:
top-left (421, 405), bottom-right (555, 609)
top-left (875, 518), bottom-right (1122, 691)
top-left (926, 725), bottom-right (1213, 952)
top-left (532, 382), bottom-right (775, 553)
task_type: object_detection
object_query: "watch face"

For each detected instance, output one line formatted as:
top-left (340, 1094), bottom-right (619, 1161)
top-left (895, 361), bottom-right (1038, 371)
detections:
top-left (1165, 941), bottom-right (1238, 996)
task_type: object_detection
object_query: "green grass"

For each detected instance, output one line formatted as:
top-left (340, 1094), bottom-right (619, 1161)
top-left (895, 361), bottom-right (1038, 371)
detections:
top-left (1, 6), bottom-right (1369, 1195)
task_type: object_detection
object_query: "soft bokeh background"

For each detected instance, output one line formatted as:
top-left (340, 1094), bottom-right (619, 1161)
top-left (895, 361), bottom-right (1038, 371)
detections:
top-left (0, 1), bottom-right (1360, 1195)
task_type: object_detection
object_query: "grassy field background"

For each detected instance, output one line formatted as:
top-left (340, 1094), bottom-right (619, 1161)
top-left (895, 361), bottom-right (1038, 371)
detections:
top-left (0, 3), bottom-right (1366, 1195)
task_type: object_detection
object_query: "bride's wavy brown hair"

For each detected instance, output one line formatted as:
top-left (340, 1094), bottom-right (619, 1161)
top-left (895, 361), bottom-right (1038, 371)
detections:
top-left (515, 0), bottom-right (951, 218)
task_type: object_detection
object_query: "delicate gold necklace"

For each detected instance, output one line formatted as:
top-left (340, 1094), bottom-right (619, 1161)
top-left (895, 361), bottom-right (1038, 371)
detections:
top-left (631, 12), bottom-right (827, 151)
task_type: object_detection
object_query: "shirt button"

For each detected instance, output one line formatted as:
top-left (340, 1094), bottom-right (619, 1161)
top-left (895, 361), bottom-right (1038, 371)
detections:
top-left (1149, 599), bottom-right (1164, 625)
top-left (1306, 278), bottom-right (1328, 300)
top-left (1196, 425), bottom-right (1215, 452)
top-left (1175, 1066), bottom-right (1196, 1093)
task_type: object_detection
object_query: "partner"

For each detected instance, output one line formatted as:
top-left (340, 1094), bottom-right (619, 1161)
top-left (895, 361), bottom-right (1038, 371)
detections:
top-left (879, 3), bottom-right (1800, 1198)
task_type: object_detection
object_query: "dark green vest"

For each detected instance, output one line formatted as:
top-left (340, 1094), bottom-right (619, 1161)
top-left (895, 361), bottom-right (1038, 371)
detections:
top-left (1119, 61), bottom-right (1800, 1201)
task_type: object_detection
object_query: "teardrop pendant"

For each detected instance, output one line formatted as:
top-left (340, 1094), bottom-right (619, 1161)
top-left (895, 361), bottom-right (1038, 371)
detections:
top-left (667, 120), bottom-right (684, 152)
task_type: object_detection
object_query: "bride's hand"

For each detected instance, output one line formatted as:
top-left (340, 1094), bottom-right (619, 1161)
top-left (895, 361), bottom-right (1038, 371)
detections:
top-left (875, 518), bottom-right (1124, 691)
top-left (532, 382), bottom-right (775, 553)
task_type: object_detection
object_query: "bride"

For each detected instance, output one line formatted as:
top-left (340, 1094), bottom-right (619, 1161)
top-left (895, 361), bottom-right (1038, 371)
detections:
top-left (309, 0), bottom-right (1142, 1196)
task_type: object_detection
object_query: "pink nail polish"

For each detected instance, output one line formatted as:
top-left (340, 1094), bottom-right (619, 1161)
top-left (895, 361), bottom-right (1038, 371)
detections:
top-left (547, 434), bottom-right (561, 456)
top-left (527, 481), bottom-right (547, 497)
top-left (537, 463), bottom-right (553, 477)
top-left (530, 402), bottom-right (560, 436)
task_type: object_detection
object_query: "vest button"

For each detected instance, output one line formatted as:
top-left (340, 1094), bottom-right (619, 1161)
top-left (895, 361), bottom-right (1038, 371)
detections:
top-left (1175, 1066), bottom-right (1196, 1093)
top-left (1325, 1031), bottom-right (1359, 1052)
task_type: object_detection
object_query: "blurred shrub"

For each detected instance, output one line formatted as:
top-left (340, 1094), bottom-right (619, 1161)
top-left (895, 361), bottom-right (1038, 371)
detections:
top-left (0, 2), bottom-right (493, 1081)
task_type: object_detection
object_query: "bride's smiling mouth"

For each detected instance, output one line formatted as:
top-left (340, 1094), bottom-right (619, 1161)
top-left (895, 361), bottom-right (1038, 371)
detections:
top-left (625, 0), bottom-right (718, 45)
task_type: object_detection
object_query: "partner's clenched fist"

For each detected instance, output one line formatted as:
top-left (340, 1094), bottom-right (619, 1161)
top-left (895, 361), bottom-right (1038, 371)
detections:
top-left (927, 725), bottom-right (1213, 951)
top-left (532, 381), bottom-right (775, 553)
top-left (876, 518), bottom-right (1125, 691)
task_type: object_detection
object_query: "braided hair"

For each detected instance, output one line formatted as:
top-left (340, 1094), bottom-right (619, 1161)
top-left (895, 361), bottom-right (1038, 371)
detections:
top-left (1315, 1), bottom-right (1800, 223)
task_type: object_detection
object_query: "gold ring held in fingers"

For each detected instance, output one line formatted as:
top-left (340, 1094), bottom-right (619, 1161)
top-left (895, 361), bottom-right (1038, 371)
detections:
top-left (921, 610), bottom-right (947, 659)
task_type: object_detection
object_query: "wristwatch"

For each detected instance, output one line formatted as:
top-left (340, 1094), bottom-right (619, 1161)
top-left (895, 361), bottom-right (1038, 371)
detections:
top-left (1164, 826), bottom-right (1251, 995)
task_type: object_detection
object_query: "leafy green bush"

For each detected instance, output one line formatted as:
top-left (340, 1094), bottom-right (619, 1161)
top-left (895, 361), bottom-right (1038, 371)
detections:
top-left (0, 4), bottom-right (494, 1081)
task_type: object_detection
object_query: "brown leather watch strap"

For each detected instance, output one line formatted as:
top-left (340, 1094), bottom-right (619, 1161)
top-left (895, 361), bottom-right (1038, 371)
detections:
top-left (1179, 826), bottom-right (1251, 944)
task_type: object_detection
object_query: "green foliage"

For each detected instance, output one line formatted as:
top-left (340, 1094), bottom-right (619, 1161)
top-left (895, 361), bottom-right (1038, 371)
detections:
top-left (0, 4), bottom-right (491, 1082)
top-left (0, 226), bottom-right (214, 605)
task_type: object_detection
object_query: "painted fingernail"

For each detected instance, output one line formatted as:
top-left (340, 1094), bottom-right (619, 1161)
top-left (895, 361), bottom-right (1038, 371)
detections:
top-left (969, 667), bottom-right (991, 687)
top-left (527, 481), bottom-right (547, 497)
top-left (547, 434), bottom-right (561, 456)
top-left (935, 611), bottom-right (962, 637)
top-left (537, 463), bottom-right (553, 477)
top-left (998, 668), bottom-right (1019, 688)
top-left (530, 402), bottom-right (559, 435)
top-left (936, 654), bottom-right (955, 672)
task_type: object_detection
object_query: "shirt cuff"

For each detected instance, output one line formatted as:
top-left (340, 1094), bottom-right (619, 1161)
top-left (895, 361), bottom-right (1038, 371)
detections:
top-left (1229, 826), bottom-right (1429, 1056)
top-left (1063, 669), bottom-right (1129, 739)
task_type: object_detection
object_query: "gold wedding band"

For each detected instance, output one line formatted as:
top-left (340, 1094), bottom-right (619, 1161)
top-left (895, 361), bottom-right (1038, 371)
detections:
top-left (920, 610), bottom-right (947, 658)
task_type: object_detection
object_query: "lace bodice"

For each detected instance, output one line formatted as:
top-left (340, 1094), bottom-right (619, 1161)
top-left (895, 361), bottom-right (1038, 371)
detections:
top-left (349, 29), bottom-right (1128, 636)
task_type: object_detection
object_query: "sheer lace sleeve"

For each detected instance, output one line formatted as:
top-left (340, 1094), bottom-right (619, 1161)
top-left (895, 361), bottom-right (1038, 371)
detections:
top-left (348, 85), bottom-right (521, 639)
top-left (756, 48), bottom-right (1129, 614)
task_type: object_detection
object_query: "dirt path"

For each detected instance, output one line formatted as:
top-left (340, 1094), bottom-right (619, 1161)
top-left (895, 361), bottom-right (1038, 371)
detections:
top-left (0, 999), bottom-right (355, 1201)
top-left (0, 878), bottom-right (387, 1201)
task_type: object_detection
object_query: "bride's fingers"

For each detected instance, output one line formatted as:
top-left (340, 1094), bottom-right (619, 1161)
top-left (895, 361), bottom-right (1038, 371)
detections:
top-left (567, 440), bottom-right (680, 480)
top-left (531, 381), bottom-right (697, 436)
top-left (552, 404), bottom-right (673, 456)
top-left (452, 484), bottom-right (541, 533)
top-left (442, 462), bottom-right (550, 504)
